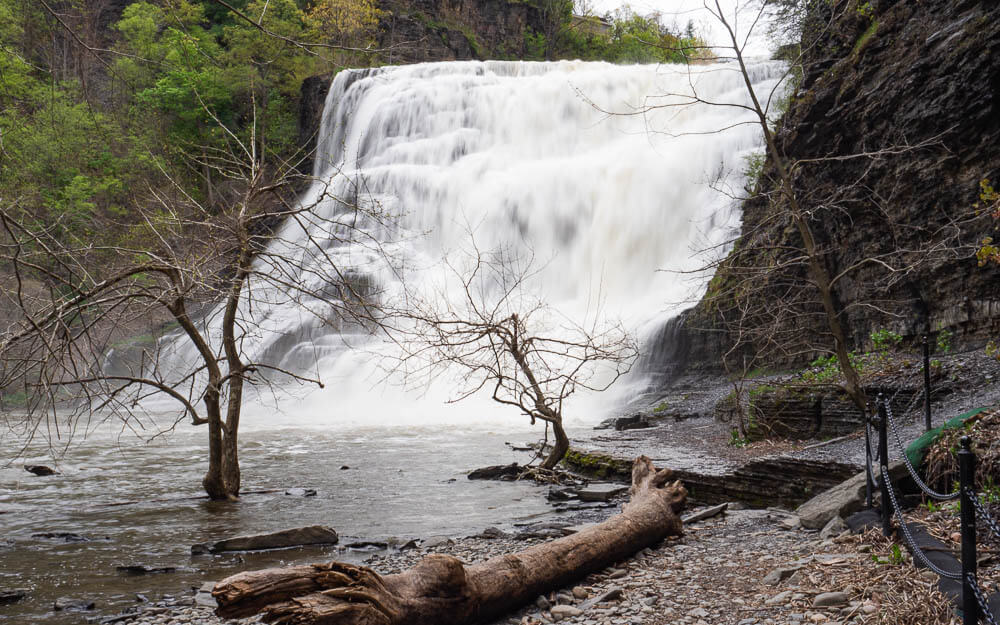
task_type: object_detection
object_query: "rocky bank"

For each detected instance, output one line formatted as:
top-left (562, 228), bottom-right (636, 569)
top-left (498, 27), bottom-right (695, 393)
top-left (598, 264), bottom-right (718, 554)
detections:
top-left (111, 501), bottom-right (968, 625)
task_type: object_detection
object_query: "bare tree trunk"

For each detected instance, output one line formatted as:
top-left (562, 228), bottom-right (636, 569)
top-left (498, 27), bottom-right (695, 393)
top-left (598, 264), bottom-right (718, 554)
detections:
top-left (540, 419), bottom-right (569, 470)
top-left (720, 6), bottom-right (867, 414)
top-left (213, 456), bottom-right (686, 625)
top-left (202, 390), bottom-right (230, 500)
top-left (215, 238), bottom-right (254, 499)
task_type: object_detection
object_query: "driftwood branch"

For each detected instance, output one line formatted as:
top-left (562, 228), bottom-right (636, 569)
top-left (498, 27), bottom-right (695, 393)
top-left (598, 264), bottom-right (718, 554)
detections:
top-left (213, 456), bottom-right (686, 625)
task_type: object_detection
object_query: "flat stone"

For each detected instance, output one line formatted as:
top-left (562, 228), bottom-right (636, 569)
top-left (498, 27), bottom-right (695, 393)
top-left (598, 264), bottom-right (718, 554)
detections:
top-left (116, 564), bottom-right (180, 576)
top-left (613, 414), bottom-right (652, 431)
top-left (762, 566), bottom-right (801, 586)
top-left (346, 540), bottom-right (389, 550)
top-left (54, 597), bottom-right (96, 611)
top-left (779, 515), bottom-right (802, 530)
top-left (580, 587), bottom-right (623, 610)
top-left (476, 527), bottom-right (507, 539)
top-left (765, 590), bottom-right (793, 606)
top-left (467, 463), bottom-right (520, 480)
top-left (0, 590), bottom-right (28, 605)
top-left (813, 592), bottom-right (850, 607)
top-left (559, 523), bottom-right (597, 535)
top-left (194, 592), bottom-right (217, 608)
top-left (820, 515), bottom-right (848, 539)
top-left (422, 536), bottom-right (455, 548)
top-left (682, 502), bottom-right (729, 524)
top-left (571, 586), bottom-right (589, 599)
top-left (32, 532), bottom-right (90, 542)
top-left (576, 484), bottom-right (628, 502)
top-left (284, 488), bottom-right (317, 497)
top-left (687, 607), bottom-right (709, 618)
top-left (193, 525), bottom-right (339, 553)
top-left (796, 461), bottom-right (906, 529)
top-left (25, 464), bottom-right (57, 476)
top-left (551, 605), bottom-right (583, 618)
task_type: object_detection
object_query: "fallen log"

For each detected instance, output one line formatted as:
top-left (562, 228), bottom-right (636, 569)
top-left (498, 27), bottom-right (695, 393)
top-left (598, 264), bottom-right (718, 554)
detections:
top-left (213, 456), bottom-right (686, 625)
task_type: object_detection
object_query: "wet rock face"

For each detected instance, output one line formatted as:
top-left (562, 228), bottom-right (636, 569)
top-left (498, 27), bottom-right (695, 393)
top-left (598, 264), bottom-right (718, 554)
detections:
top-left (653, 0), bottom-right (1000, 374)
top-left (774, 0), bottom-right (1000, 347)
top-left (376, 0), bottom-right (544, 64)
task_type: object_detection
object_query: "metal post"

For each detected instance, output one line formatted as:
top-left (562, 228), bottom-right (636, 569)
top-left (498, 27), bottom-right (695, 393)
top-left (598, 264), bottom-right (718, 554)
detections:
top-left (923, 335), bottom-right (933, 431)
top-left (865, 403), bottom-right (873, 509)
top-left (959, 436), bottom-right (978, 625)
top-left (877, 395), bottom-right (892, 536)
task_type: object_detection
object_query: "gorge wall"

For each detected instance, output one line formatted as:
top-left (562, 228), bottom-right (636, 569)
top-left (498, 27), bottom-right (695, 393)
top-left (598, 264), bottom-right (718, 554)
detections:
top-left (375, 0), bottom-right (545, 64)
top-left (652, 0), bottom-right (1000, 379)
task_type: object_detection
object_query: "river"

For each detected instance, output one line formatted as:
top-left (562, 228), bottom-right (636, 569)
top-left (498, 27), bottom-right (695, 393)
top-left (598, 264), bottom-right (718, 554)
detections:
top-left (2, 415), bottom-right (590, 624)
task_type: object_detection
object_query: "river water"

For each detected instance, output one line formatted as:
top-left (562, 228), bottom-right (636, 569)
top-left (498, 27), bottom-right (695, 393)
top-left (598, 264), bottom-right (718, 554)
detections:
top-left (2, 416), bottom-right (582, 624)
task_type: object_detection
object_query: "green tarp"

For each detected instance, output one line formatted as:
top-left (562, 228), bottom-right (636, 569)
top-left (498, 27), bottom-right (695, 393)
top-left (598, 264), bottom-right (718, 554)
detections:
top-left (904, 406), bottom-right (990, 467)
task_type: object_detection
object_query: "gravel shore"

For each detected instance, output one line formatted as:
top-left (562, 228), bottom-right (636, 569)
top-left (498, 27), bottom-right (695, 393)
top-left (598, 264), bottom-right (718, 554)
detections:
top-left (118, 503), bottom-right (904, 625)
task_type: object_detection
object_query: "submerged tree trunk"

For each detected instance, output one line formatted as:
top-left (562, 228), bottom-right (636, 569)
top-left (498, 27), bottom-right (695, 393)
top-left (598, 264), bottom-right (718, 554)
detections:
top-left (214, 456), bottom-right (686, 625)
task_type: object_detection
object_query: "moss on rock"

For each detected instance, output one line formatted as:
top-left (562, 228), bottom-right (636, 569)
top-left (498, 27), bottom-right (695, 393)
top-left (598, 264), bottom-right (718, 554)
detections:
top-left (562, 448), bottom-right (632, 480)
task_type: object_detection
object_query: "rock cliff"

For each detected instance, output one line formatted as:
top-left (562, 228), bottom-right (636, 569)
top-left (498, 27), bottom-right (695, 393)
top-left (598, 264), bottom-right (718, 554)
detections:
top-left (646, 0), bottom-right (1000, 380)
top-left (376, 0), bottom-right (545, 64)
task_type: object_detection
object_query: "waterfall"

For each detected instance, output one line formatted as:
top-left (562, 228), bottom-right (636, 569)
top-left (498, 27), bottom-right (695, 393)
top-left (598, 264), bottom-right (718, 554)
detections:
top-left (154, 59), bottom-right (787, 426)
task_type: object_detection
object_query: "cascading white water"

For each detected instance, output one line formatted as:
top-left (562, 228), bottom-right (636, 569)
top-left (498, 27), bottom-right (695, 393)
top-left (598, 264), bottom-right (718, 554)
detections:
top-left (156, 59), bottom-right (787, 427)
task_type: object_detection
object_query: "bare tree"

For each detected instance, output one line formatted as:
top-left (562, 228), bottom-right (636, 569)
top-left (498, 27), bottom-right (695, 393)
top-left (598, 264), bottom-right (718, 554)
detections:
top-left (0, 111), bottom-right (386, 500)
top-left (383, 240), bottom-right (637, 470)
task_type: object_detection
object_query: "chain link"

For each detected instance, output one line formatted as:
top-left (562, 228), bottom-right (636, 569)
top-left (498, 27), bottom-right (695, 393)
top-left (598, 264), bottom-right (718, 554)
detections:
top-left (880, 463), bottom-right (962, 580)
top-left (970, 489), bottom-right (1000, 543)
top-left (968, 572), bottom-right (1000, 625)
top-left (883, 400), bottom-right (960, 501)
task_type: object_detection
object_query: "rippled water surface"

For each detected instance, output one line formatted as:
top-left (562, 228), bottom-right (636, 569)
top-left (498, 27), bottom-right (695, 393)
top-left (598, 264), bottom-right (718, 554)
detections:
top-left (1, 417), bottom-right (567, 624)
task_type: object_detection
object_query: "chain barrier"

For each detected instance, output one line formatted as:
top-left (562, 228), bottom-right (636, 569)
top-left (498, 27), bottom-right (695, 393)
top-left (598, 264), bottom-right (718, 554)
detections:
top-left (869, 394), bottom-right (999, 623)
top-left (970, 491), bottom-right (1000, 543)
top-left (968, 573), bottom-right (1000, 625)
top-left (880, 462), bottom-right (962, 580)
top-left (884, 400), bottom-right (961, 501)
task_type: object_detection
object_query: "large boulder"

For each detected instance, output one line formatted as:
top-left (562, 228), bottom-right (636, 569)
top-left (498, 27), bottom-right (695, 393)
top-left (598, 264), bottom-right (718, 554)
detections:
top-left (192, 526), bottom-right (339, 554)
top-left (795, 460), bottom-right (907, 529)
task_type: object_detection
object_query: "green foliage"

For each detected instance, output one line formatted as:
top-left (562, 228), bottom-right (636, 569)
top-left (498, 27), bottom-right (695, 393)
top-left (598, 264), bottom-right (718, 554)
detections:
top-left (743, 151), bottom-right (766, 196)
top-left (552, 7), bottom-right (707, 65)
top-left (936, 328), bottom-right (952, 354)
top-left (0, 0), bottom-right (385, 254)
top-left (524, 31), bottom-right (548, 60)
top-left (802, 353), bottom-right (846, 382)
top-left (888, 543), bottom-right (904, 565)
top-left (851, 20), bottom-right (878, 57)
top-left (981, 476), bottom-right (1000, 504)
top-left (728, 428), bottom-right (749, 448)
top-left (653, 401), bottom-right (668, 414)
top-left (977, 179), bottom-right (1000, 267)
top-left (870, 328), bottom-right (902, 352)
